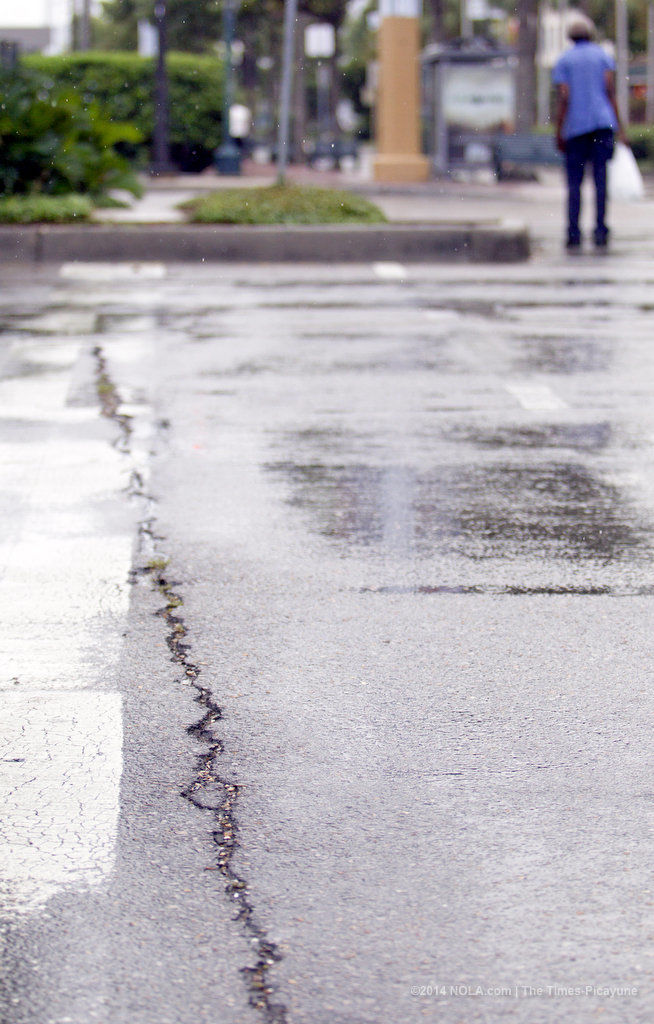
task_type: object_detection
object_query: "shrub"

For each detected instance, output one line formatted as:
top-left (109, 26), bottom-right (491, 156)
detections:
top-left (0, 194), bottom-right (93, 222)
top-left (502, 125), bottom-right (654, 165)
top-left (23, 51), bottom-right (224, 168)
top-left (0, 68), bottom-right (142, 197)
top-left (626, 125), bottom-right (654, 162)
top-left (180, 185), bottom-right (388, 225)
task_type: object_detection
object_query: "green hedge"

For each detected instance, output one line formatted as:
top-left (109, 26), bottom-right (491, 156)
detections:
top-left (518, 125), bottom-right (654, 164)
top-left (0, 194), bottom-right (93, 222)
top-left (626, 125), bottom-right (654, 162)
top-left (23, 51), bottom-right (224, 169)
top-left (0, 67), bottom-right (142, 197)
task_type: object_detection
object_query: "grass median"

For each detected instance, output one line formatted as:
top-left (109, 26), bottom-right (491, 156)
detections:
top-left (180, 184), bottom-right (387, 225)
top-left (0, 195), bottom-right (93, 224)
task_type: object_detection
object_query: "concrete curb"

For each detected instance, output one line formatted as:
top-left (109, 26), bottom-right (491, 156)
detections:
top-left (0, 222), bottom-right (530, 263)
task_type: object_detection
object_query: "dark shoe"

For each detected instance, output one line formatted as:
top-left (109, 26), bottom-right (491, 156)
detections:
top-left (566, 234), bottom-right (582, 251)
top-left (594, 228), bottom-right (609, 248)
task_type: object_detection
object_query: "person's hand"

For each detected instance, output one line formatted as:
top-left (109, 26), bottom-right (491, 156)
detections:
top-left (556, 131), bottom-right (566, 154)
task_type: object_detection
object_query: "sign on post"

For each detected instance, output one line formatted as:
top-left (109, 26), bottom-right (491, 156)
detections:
top-left (442, 64), bottom-right (515, 130)
top-left (304, 23), bottom-right (335, 59)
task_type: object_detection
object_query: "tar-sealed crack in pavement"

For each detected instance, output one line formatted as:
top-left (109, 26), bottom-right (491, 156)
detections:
top-left (92, 345), bottom-right (131, 448)
top-left (144, 562), bottom-right (287, 1024)
top-left (93, 348), bottom-right (287, 1024)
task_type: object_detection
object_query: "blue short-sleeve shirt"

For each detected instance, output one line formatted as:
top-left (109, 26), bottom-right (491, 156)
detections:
top-left (552, 41), bottom-right (616, 140)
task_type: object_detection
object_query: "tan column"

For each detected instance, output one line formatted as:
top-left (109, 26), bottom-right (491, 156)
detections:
top-left (373, 16), bottom-right (430, 183)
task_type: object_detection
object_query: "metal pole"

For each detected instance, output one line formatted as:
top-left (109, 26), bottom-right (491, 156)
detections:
top-left (615, 0), bottom-right (629, 127)
top-left (276, 0), bottom-right (299, 184)
top-left (516, 0), bottom-right (538, 131)
top-left (461, 0), bottom-right (472, 40)
top-left (224, 0), bottom-right (235, 130)
top-left (152, 0), bottom-right (171, 175)
top-left (536, 6), bottom-right (549, 126)
top-left (71, 0), bottom-right (78, 50)
top-left (214, 0), bottom-right (242, 174)
top-left (0, 41), bottom-right (19, 70)
top-left (66, 0), bottom-right (75, 51)
top-left (316, 61), bottom-right (330, 138)
top-left (435, 61), bottom-right (448, 174)
top-left (647, 1), bottom-right (654, 123)
top-left (80, 0), bottom-right (91, 49)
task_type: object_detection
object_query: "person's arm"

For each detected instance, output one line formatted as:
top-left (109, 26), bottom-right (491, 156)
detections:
top-left (555, 83), bottom-right (569, 153)
top-left (605, 69), bottom-right (627, 144)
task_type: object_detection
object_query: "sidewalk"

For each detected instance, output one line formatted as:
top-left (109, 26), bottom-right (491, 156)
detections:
top-left (1, 158), bottom-right (531, 264)
top-left (97, 158), bottom-right (539, 231)
top-left (98, 157), bottom-right (654, 256)
top-left (97, 158), bottom-right (523, 232)
top-left (4, 158), bottom-right (653, 263)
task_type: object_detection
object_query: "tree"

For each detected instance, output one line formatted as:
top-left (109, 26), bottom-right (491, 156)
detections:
top-left (94, 0), bottom-right (137, 49)
top-left (424, 0), bottom-right (467, 42)
top-left (98, 0), bottom-right (221, 53)
top-left (95, 0), bottom-right (354, 159)
top-left (515, 0), bottom-right (538, 129)
top-left (98, 0), bottom-right (348, 53)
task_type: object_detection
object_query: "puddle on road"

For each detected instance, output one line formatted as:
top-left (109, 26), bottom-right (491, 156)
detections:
top-left (327, 356), bottom-right (455, 374)
top-left (266, 460), bottom-right (652, 564)
top-left (361, 584), bottom-right (654, 596)
top-left (0, 359), bottom-right (64, 381)
top-left (97, 313), bottom-right (161, 334)
top-left (421, 300), bottom-right (503, 319)
top-left (295, 335), bottom-right (457, 374)
top-left (205, 347), bottom-right (456, 378)
top-left (221, 361), bottom-right (271, 377)
top-left (444, 422), bottom-right (613, 452)
top-left (510, 336), bottom-right (612, 374)
top-left (264, 300), bottom-right (415, 311)
top-left (561, 278), bottom-right (615, 288)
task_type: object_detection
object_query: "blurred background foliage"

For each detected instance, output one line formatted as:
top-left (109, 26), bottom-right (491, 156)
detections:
top-left (0, 66), bottom-right (142, 197)
top-left (23, 52), bottom-right (225, 169)
top-left (2, 0), bottom-right (653, 206)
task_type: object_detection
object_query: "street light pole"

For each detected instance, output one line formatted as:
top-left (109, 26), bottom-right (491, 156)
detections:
top-left (460, 0), bottom-right (472, 40)
top-left (152, 0), bottom-right (172, 175)
top-left (615, 0), bottom-right (629, 127)
top-left (80, 0), bottom-right (91, 49)
top-left (215, 0), bottom-right (242, 175)
top-left (648, 1), bottom-right (654, 123)
top-left (277, 0), bottom-right (299, 183)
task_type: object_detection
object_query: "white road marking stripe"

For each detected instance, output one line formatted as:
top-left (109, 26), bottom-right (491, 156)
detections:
top-left (0, 692), bottom-right (123, 913)
top-left (601, 472), bottom-right (643, 489)
top-left (0, 535), bottom-right (133, 689)
top-left (0, 406), bottom-right (98, 425)
top-left (373, 262), bottom-right (408, 280)
top-left (15, 311), bottom-right (98, 335)
top-left (423, 309), bottom-right (464, 324)
top-left (60, 262), bottom-right (167, 281)
top-left (0, 323), bottom-right (152, 914)
top-left (505, 383), bottom-right (567, 411)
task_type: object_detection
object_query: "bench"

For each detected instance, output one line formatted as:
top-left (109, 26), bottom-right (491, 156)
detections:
top-left (306, 138), bottom-right (359, 169)
top-left (492, 133), bottom-right (562, 180)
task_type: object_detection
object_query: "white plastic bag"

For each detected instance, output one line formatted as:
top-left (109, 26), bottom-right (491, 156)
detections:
top-left (608, 142), bottom-right (645, 201)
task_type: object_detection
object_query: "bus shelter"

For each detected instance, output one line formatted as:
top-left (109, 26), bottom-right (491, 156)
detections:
top-left (422, 38), bottom-right (516, 174)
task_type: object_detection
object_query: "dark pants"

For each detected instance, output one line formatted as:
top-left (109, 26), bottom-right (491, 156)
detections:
top-left (564, 128), bottom-right (614, 243)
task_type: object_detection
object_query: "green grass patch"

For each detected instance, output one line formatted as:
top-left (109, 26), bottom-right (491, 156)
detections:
top-left (0, 194), bottom-right (93, 223)
top-left (93, 194), bottom-right (133, 210)
top-left (180, 185), bottom-right (387, 225)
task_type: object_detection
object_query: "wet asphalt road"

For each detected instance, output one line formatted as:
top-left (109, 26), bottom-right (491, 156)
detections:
top-left (1, 255), bottom-right (654, 1024)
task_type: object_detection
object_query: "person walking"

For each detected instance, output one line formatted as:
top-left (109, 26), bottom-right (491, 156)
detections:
top-left (553, 18), bottom-right (626, 249)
